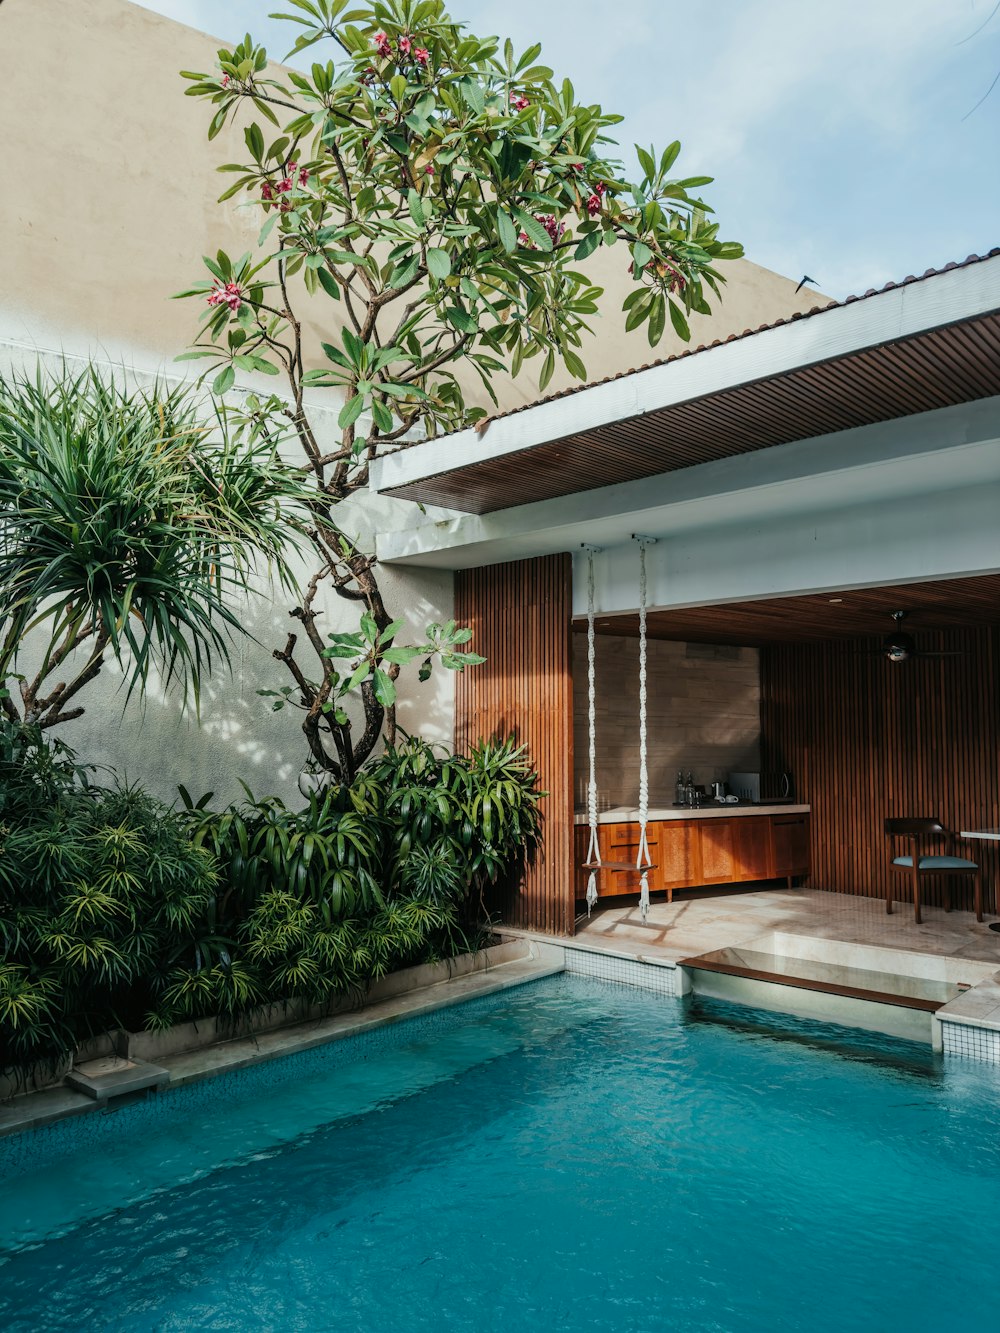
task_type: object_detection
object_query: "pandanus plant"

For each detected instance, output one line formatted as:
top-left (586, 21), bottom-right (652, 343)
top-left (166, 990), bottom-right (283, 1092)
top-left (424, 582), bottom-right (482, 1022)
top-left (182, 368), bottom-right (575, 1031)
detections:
top-left (0, 364), bottom-right (310, 728)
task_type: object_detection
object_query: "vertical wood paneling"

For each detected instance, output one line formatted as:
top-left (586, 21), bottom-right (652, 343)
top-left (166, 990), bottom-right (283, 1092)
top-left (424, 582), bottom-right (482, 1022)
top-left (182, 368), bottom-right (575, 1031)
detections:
top-left (761, 627), bottom-right (1000, 911)
top-left (455, 554), bottom-right (574, 935)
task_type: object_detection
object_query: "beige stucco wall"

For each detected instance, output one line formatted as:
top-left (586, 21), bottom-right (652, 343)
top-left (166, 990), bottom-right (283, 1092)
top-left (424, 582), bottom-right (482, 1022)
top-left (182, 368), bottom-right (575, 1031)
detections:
top-left (0, 0), bottom-right (826, 390)
top-left (0, 0), bottom-right (826, 804)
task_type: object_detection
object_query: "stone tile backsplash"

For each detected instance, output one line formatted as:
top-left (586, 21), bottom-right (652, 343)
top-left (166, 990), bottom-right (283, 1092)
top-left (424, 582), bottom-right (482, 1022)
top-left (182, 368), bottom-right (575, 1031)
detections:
top-left (572, 633), bottom-right (761, 808)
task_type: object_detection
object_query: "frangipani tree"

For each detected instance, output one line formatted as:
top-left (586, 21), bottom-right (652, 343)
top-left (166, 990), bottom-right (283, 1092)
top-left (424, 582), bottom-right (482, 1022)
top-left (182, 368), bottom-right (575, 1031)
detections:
top-left (178, 0), bottom-right (743, 779)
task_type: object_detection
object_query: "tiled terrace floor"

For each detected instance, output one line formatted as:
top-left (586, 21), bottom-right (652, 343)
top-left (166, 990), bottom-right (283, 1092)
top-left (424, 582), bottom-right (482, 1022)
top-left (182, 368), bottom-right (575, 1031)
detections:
top-left (573, 886), bottom-right (1000, 969)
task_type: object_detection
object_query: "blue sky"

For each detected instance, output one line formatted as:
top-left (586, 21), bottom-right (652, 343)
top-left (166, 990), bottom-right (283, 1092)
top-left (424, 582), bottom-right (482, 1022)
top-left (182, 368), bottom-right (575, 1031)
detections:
top-left (134, 0), bottom-right (999, 297)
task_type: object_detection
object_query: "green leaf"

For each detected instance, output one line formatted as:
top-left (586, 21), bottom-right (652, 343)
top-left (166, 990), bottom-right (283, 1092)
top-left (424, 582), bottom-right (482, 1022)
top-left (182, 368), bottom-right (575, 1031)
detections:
top-left (212, 365), bottom-right (235, 395)
top-left (407, 190), bottom-right (426, 227)
top-left (425, 248), bottom-right (451, 280)
top-left (635, 143), bottom-right (656, 181)
top-left (316, 266), bottom-right (341, 299)
top-left (497, 210), bottom-right (517, 254)
top-left (563, 349), bottom-right (587, 380)
top-left (632, 241), bottom-right (652, 271)
top-left (514, 210), bottom-right (553, 251)
top-left (372, 669), bottom-right (396, 708)
top-left (338, 394), bottom-right (365, 428)
top-left (380, 645), bottom-right (422, 665)
top-left (539, 349), bottom-right (555, 392)
top-left (389, 73), bottom-right (408, 103)
top-left (389, 254), bottom-right (419, 288)
top-left (574, 230), bottom-right (601, 261)
top-left (445, 306), bottom-right (478, 334)
top-left (458, 77), bottom-right (485, 114)
top-left (371, 399), bottom-right (393, 434)
top-left (345, 662), bottom-right (370, 691)
top-left (624, 291), bottom-right (654, 332)
top-left (668, 299), bottom-right (691, 341)
top-left (648, 294), bottom-right (666, 346)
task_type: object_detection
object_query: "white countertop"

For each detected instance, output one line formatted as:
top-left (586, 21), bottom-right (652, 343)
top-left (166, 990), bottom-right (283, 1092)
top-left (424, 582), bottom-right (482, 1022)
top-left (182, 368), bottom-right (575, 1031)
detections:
top-left (960, 828), bottom-right (1000, 841)
top-left (574, 804), bottom-right (810, 826)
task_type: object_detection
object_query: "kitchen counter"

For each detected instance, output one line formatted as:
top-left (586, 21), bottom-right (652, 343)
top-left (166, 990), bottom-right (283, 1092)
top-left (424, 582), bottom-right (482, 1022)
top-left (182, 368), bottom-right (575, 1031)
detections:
top-left (574, 805), bottom-right (812, 900)
top-left (574, 804), bottom-right (810, 826)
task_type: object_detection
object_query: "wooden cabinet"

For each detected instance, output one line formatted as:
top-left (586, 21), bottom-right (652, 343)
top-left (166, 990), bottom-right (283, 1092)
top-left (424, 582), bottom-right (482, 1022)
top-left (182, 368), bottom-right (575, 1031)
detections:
top-left (771, 813), bottom-right (811, 883)
top-left (698, 819), bottom-right (737, 884)
top-left (732, 816), bottom-right (773, 881)
top-left (659, 821), bottom-right (698, 893)
top-left (575, 813), bottom-right (811, 903)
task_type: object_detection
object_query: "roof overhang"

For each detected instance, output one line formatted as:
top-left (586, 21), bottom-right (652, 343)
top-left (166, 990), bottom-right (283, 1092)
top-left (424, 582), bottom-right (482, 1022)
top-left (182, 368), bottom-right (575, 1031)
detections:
top-left (370, 253), bottom-right (1000, 515)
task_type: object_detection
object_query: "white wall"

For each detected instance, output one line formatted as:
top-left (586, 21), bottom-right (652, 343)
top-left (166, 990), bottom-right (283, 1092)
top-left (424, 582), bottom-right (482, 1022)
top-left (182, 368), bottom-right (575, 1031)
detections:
top-left (0, 343), bottom-right (457, 806)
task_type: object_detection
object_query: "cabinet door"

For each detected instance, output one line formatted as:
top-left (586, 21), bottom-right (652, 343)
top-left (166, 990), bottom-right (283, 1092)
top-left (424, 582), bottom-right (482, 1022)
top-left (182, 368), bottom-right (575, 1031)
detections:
top-left (697, 820), bottom-right (737, 884)
top-left (604, 823), bottom-right (660, 894)
top-left (732, 817), bottom-right (773, 882)
top-left (771, 815), bottom-right (811, 879)
top-left (658, 822), bottom-right (697, 888)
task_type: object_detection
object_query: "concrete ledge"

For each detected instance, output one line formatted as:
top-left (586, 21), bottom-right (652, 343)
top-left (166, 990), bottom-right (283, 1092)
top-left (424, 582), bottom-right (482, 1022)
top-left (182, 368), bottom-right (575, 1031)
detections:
top-left (0, 942), bottom-right (560, 1139)
top-left (65, 1057), bottom-right (170, 1103)
top-left (128, 938), bottom-right (531, 1063)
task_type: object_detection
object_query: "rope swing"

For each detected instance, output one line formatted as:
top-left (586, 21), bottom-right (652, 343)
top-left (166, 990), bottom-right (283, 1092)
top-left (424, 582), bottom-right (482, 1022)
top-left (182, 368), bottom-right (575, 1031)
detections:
top-left (634, 536), bottom-right (655, 923)
top-left (579, 538), bottom-right (658, 923)
top-left (584, 545), bottom-right (601, 916)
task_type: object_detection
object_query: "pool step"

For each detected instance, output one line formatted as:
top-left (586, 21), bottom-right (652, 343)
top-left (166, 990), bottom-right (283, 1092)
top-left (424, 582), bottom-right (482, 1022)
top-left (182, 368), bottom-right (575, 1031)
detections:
top-left (65, 1056), bottom-right (170, 1104)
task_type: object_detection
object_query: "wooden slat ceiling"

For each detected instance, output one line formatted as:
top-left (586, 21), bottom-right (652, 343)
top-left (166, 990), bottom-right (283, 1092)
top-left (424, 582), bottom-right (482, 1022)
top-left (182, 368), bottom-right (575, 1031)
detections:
top-left (575, 574), bottom-right (1000, 646)
top-left (384, 312), bottom-right (1000, 514)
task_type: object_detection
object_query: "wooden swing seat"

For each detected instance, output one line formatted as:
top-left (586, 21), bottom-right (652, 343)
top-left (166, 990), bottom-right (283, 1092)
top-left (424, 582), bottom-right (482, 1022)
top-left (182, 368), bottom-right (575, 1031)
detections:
top-left (582, 861), bottom-right (658, 872)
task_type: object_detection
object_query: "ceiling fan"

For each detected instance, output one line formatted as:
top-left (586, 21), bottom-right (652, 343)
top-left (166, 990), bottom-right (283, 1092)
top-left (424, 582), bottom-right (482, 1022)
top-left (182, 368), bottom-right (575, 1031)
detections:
top-left (869, 610), bottom-right (963, 664)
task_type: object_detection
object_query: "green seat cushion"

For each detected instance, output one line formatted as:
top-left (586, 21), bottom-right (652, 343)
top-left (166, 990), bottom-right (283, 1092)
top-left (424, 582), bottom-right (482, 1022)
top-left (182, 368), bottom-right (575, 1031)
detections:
top-left (892, 855), bottom-right (977, 870)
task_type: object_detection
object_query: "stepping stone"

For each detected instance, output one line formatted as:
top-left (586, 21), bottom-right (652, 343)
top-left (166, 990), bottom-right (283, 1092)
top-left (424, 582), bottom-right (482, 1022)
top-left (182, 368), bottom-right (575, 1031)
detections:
top-left (65, 1056), bottom-right (170, 1103)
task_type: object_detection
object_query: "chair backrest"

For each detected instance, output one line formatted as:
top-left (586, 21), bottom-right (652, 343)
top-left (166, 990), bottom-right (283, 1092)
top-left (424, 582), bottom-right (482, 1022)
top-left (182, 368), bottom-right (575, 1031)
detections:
top-left (884, 817), bottom-right (947, 838)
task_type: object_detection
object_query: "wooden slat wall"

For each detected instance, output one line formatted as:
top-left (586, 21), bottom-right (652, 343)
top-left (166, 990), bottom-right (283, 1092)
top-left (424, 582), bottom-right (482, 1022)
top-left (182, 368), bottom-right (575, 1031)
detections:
top-left (761, 627), bottom-right (1000, 911)
top-left (454, 554), bottom-right (574, 934)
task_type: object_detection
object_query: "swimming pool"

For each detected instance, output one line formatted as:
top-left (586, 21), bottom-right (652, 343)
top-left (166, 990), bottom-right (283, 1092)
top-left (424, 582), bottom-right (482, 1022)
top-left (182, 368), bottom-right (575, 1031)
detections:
top-left (2, 973), bottom-right (999, 1331)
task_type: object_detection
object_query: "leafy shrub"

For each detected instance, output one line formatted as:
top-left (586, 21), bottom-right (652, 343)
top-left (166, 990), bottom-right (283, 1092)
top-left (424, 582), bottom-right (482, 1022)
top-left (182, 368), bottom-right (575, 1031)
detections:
top-left (0, 723), bottom-right (216, 1070)
top-left (157, 736), bottom-right (541, 1026)
top-left (0, 730), bottom-right (541, 1069)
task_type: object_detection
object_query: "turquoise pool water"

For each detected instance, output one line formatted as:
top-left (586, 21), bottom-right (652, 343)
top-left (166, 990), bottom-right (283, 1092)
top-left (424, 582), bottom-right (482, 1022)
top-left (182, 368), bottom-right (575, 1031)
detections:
top-left (2, 974), bottom-right (1000, 1331)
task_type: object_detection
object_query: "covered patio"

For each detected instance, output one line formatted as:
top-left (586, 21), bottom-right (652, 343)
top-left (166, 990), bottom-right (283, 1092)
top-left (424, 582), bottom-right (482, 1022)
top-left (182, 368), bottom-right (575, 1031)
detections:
top-left (373, 251), bottom-right (1000, 955)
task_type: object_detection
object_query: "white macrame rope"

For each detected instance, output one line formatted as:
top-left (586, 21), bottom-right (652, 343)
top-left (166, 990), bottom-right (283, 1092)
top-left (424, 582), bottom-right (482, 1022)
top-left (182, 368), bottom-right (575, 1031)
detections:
top-left (585, 548), bottom-right (600, 916)
top-left (636, 540), bottom-right (652, 923)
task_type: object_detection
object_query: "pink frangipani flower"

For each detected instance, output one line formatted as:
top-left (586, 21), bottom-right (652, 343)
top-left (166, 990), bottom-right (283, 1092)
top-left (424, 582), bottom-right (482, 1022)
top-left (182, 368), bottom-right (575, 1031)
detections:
top-left (414, 47), bottom-right (430, 66)
top-left (207, 279), bottom-right (245, 313)
top-left (509, 92), bottom-right (530, 111)
top-left (374, 30), bottom-right (392, 57)
top-left (398, 35), bottom-right (412, 55)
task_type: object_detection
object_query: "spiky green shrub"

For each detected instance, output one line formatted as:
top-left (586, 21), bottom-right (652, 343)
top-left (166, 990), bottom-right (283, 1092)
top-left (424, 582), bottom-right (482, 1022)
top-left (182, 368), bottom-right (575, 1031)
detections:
top-left (0, 363), bottom-right (308, 728)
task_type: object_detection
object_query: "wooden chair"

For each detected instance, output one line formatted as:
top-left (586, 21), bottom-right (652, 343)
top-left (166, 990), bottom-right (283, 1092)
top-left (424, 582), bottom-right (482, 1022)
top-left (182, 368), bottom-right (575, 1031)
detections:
top-left (884, 818), bottom-right (983, 925)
